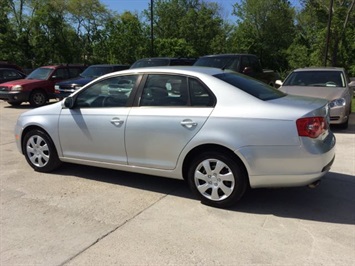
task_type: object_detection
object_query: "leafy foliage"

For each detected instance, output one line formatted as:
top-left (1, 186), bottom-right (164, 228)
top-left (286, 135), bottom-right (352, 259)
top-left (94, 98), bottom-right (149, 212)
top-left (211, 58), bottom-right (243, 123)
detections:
top-left (1, 0), bottom-right (354, 76)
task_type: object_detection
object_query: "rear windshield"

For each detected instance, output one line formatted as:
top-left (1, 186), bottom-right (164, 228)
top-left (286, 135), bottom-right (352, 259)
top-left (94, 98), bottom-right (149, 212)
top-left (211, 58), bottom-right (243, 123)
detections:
top-left (283, 70), bottom-right (345, 87)
top-left (214, 73), bottom-right (285, 101)
top-left (130, 59), bottom-right (170, 69)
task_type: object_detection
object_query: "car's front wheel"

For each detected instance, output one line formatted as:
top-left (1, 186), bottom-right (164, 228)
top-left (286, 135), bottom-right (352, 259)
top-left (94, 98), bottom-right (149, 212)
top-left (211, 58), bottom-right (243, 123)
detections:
top-left (29, 90), bottom-right (47, 107)
top-left (187, 151), bottom-right (248, 208)
top-left (23, 129), bottom-right (62, 172)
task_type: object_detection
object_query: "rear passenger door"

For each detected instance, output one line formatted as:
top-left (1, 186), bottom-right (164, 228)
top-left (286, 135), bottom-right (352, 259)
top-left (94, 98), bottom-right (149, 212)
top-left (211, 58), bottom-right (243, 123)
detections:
top-left (125, 74), bottom-right (215, 170)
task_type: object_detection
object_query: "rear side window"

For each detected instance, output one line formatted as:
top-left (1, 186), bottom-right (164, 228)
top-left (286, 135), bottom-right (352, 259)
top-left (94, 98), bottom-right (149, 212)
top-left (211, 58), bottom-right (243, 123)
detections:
top-left (214, 73), bottom-right (285, 101)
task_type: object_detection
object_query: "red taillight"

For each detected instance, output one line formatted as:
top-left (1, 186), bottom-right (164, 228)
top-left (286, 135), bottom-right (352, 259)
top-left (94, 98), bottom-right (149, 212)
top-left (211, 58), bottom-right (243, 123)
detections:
top-left (296, 117), bottom-right (327, 138)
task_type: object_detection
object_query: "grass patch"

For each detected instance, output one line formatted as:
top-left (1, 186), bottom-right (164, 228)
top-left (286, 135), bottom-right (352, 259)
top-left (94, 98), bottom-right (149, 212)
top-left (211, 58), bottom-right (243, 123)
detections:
top-left (352, 97), bottom-right (355, 113)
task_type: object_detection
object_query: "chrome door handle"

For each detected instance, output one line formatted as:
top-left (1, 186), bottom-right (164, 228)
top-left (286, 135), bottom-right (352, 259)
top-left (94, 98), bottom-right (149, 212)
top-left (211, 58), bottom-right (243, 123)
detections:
top-left (181, 119), bottom-right (197, 128)
top-left (110, 118), bottom-right (124, 127)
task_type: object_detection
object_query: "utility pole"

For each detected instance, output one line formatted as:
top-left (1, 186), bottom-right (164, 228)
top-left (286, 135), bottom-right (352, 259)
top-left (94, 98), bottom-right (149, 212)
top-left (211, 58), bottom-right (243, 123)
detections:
top-left (150, 0), bottom-right (154, 57)
top-left (324, 0), bottom-right (334, 66)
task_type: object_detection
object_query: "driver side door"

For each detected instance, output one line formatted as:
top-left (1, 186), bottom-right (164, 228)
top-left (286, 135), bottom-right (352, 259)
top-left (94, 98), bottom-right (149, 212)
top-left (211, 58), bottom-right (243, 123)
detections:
top-left (58, 75), bottom-right (139, 164)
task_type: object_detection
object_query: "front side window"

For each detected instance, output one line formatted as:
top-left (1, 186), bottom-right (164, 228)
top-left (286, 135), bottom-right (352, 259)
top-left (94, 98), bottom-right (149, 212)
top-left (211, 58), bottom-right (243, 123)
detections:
top-left (75, 75), bottom-right (138, 108)
top-left (53, 68), bottom-right (69, 79)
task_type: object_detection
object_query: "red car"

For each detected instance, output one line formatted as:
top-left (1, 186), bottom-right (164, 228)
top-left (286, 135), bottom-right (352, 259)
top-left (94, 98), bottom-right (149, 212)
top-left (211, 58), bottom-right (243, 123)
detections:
top-left (0, 64), bottom-right (86, 107)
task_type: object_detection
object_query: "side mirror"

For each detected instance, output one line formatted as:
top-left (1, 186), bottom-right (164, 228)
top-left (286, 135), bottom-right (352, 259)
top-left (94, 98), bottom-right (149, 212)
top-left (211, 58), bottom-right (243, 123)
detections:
top-left (63, 97), bottom-right (74, 109)
top-left (243, 67), bottom-right (253, 74)
top-left (275, 80), bottom-right (283, 89)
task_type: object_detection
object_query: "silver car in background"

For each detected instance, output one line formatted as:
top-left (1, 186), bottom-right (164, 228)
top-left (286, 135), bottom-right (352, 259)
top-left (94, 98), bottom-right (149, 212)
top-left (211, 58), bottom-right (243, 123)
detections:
top-left (276, 67), bottom-right (354, 129)
top-left (14, 67), bottom-right (336, 208)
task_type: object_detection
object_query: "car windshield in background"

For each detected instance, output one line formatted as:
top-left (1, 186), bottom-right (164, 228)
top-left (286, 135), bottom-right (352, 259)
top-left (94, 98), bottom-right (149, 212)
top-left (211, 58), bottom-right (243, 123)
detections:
top-left (194, 57), bottom-right (239, 69)
top-left (81, 66), bottom-right (114, 78)
top-left (214, 72), bottom-right (285, 101)
top-left (131, 59), bottom-right (170, 68)
top-left (26, 68), bottom-right (52, 80)
top-left (283, 71), bottom-right (345, 87)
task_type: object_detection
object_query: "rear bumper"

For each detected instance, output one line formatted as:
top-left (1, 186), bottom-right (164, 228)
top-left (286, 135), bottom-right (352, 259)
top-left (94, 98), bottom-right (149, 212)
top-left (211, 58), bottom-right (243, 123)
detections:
top-left (237, 132), bottom-right (336, 188)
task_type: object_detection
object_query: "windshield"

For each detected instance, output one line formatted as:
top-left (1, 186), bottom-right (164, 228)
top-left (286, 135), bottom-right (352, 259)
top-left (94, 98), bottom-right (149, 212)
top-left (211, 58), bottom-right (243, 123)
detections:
top-left (130, 59), bottom-right (170, 69)
top-left (26, 67), bottom-right (52, 80)
top-left (283, 70), bottom-right (345, 87)
top-left (194, 56), bottom-right (239, 69)
top-left (81, 66), bottom-right (113, 78)
top-left (214, 72), bottom-right (285, 101)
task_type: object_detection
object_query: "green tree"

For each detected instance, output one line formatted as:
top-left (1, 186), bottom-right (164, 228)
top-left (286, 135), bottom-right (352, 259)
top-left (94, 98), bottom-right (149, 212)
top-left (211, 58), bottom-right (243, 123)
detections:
top-left (287, 0), bottom-right (355, 75)
top-left (93, 11), bottom-right (149, 64)
top-left (146, 0), bottom-right (228, 56)
top-left (231, 0), bottom-right (296, 71)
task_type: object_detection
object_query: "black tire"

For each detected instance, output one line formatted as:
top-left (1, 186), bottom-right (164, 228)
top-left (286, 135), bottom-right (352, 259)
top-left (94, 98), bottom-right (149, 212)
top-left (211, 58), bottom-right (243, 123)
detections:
top-left (23, 129), bottom-right (62, 172)
top-left (187, 151), bottom-right (247, 208)
top-left (29, 90), bottom-right (47, 107)
top-left (7, 101), bottom-right (22, 106)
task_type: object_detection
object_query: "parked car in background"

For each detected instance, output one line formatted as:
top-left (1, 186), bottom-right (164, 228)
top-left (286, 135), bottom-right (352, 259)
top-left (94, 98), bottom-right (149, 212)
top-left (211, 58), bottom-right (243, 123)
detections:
top-left (14, 66), bottom-right (335, 208)
top-left (130, 57), bottom-right (196, 69)
top-left (350, 77), bottom-right (355, 93)
top-left (276, 67), bottom-right (354, 129)
top-left (0, 61), bottom-right (24, 72)
top-left (0, 64), bottom-right (86, 107)
top-left (193, 54), bottom-right (279, 87)
top-left (54, 64), bottom-right (130, 99)
top-left (0, 68), bottom-right (26, 84)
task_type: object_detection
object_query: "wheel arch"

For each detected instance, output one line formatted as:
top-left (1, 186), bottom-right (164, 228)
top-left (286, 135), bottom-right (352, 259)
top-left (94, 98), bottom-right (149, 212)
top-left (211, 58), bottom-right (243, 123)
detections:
top-left (182, 144), bottom-right (250, 186)
top-left (20, 125), bottom-right (51, 154)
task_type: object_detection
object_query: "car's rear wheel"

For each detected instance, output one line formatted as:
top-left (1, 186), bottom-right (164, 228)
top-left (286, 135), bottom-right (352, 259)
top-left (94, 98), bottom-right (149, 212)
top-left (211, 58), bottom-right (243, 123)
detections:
top-left (23, 129), bottom-right (62, 172)
top-left (187, 151), bottom-right (247, 208)
top-left (29, 90), bottom-right (47, 107)
top-left (7, 101), bottom-right (22, 106)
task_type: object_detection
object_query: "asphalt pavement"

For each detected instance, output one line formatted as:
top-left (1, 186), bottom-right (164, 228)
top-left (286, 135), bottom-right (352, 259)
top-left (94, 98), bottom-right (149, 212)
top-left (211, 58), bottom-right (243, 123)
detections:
top-left (0, 100), bottom-right (354, 265)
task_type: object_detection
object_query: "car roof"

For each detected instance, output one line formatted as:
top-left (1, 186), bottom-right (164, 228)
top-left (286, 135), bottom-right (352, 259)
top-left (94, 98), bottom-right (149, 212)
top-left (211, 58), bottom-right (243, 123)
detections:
top-left (39, 64), bottom-right (86, 68)
top-left (135, 57), bottom-right (192, 60)
top-left (115, 66), bottom-right (226, 76)
top-left (293, 67), bottom-right (345, 72)
top-left (0, 68), bottom-right (22, 71)
top-left (89, 64), bottom-right (130, 67)
top-left (199, 54), bottom-right (256, 58)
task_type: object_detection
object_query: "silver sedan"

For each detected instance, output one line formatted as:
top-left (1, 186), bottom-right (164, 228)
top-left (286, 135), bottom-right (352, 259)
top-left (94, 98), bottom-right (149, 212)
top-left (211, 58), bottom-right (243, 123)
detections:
top-left (14, 67), bottom-right (336, 208)
top-left (276, 67), bottom-right (354, 129)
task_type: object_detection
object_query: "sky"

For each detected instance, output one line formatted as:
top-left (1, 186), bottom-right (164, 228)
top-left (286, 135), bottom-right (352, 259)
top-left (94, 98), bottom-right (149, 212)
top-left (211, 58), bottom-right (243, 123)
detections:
top-left (100, 0), bottom-right (302, 22)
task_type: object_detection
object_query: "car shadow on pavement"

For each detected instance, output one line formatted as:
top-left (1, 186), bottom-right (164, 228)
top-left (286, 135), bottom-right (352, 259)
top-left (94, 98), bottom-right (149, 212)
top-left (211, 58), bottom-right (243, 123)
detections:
top-left (233, 171), bottom-right (355, 225)
top-left (55, 164), bottom-right (354, 225)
